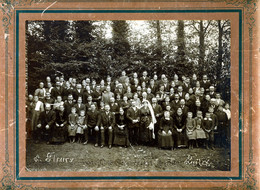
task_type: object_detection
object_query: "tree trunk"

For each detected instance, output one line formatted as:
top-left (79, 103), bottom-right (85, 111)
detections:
top-left (199, 20), bottom-right (205, 66)
top-left (176, 20), bottom-right (185, 63)
top-left (217, 20), bottom-right (223, 81)
top-left (156, 20), bottom-right (162, 57)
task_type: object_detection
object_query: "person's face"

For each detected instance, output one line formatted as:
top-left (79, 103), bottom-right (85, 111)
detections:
top-left (134, 94), bottom-right (138, 99)
top-left (122, 71), bottom-right (126, 76)
top-left (59, 105), bottom-right (64, 111)
top-left (197, 112), bottom-right (202, 118)
top-left (209, 87), bottom-right (214, 92)
top-left (178, 86), bottom-right (183, 92)
top-left (45, 105), bottom-right (51, 111)
top-left (71, 108), bottom-right (76, 114)
top-left (192, 74), bottom-right (197, 80)
top-left (123, 96), bottom-right (127, 101)
top-left (80, 111), bottom-right (85, 116)
top-left (66, 82), bottom-right (70, 88)
top-left (143, 71), bottom-right (147, 77)
top-left (100, 80), bottom-right (105, 85)
top-left (46, 77), bottom-right (51, 82)
top-left (141, 82), bottom-right (146, 88)
top-left (195, 101), bottom-right (201, 107)
top-left (203, 75), bottom-right (207, 80)
top-left (47, 82), bottom-right (52, 88)
top-left (106, 86), bottom-right (110, 92)
top-left (196, 81), bottom-right (200, 87)
top-left (164, 111), bottom-right (170, 118)
top-left (206, 113), bottom-right (210, 118)
top-left (165, 97), bottom-right (170, 102)
top-left (147, 88), bottom-right (151, 93)
top-left (225, 104), bottom-right (229, 109)
top-left (119, 108), bottom-right (124, 115)
top-left (166, 106), bottom-right (171, 111)
top-left (92, 80), bottom-right (96, 85)
top-left (188, 113), bottom-right (192, 118)
top-left (100, 102), bottom-right (104, 107)
top-left (134, 79), bottom-right (138, 85)
top-left (174, 75), bottom-right (178, 80)
top-left (153, 75), bottom-right (158, 80)
top-left (216, 94), bottom-right (221, 99)
top-left (131, 101), bottom-right (136, 107)
top-left (77, 85), bottom-right (81, 89)
top-left (29, 95), bottom-right (33, 101)
top-left (46, 93), bottom-right (50, 98)
top-left (177, 109), bottom-right (182, 116)
top-left (87, 96), bottom-right (92, 102)
top-left (209, 108), bottom-right (214, 113)
top-left (68, 95), bottom-right (73, 101)
top-left (91, 105), bottom-right (95, 111)
top-left (137, 87), bottom-right (141, 92)
top-left (185, 94), bottom-right (189, 100)
top-left (152, 99), bottom-right (157, 104)
top-left (205, 95), bottom-right (211, 101)
top-left (133, 73), bottom-right (137, 78)
top-left (170, 88), bottom-right (174, 94)
top-left (180, 100), bottom-right (185, 105)
top-left (56, 82), bottom-right (61, 87)
top-left (60, 77), bottom-right (64, 82)
top-left (110, 98), bottom-right (115, 103)
top-left (107, 77), bottom-right (111, 82)
top-left (78, 98), bottom-right (82, 104)
top-left (39, 82), bottom-right (44, 88)
top-left (143, 101), bottom-right (148, 107)
top-left (142, 92), bottom-right (147, 98)
top-left (86, 78), bottom-right (90, 83)
top-left (105, 105), bottom-right (110, 112)
top-left (175, 95), bottom-right (179, 100)
top-left (96, 86), bottom-right (101, 91)
top-left (188, 88), bottom-right (193, 94)
top-left (57, 96), bottom-right (62, 102)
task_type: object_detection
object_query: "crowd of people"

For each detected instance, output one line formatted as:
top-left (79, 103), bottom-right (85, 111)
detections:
top-left (26, 71), bottom-right (231, 150)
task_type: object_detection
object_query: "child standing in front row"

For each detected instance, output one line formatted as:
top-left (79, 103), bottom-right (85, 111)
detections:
top-left (68, 107), bottom-right (78, 143)
top-left (186, 112), bottom-right (196, 149)
top-left (76, 110), bottom-right (87, 143)
top-left (194, 111), bottom-right (206, 148)
top-left (202, 112), bottom-right (215, 150)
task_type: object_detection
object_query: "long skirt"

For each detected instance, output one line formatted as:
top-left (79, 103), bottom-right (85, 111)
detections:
top-left (68, 125), bottom-right (77, 137)
top-left (113, 127), bottom-right (130, 146)
top-left (139, 122), bottom-right (152, 143)
top-left (158, 132), bottom-right (173, 148)
top-left (173, 130), bottom-right (188, 147)
top-left (195, 128), bottom-right (206, 139)
top-left (51, 126), bottom-right (67, 143)
top-left (186, 129), bottom-right (197, 140)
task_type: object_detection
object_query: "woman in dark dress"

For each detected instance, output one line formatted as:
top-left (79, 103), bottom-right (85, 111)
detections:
top-left (139, 100), bottom-right (153, 145)
top-left (52, 105), bottom-right (67, 144)
top-left (158, 111), bottom-right (174, 150)
top-left (173, 108), bottom-right (188, 148)
top-left (113, 107), bottom-right (130, 147)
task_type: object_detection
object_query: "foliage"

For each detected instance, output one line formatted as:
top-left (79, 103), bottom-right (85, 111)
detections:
top-left (26, 20), bottom-right (230, 101)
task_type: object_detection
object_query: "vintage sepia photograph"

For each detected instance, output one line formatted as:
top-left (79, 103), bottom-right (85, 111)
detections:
top-left (25, 20), bottom-right (231, 172)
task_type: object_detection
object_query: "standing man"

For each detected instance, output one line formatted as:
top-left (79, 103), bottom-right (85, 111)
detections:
top-left (85, 104), bottom-right (100, 146)
top-left (126, 101), bottom-right (140, 145)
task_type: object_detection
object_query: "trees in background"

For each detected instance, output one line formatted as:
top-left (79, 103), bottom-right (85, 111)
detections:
top-left (26, 20), bottom-right (231, 101)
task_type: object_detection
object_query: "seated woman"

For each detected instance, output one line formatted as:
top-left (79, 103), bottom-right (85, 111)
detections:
top-left (52, 105), bottom-right (67, 144)
top-left (158, 111), bottom-right (174, 150)
top-left (113, 107), bottom-right (130, 147)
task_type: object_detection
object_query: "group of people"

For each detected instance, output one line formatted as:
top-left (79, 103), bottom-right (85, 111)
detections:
top-left (26, 71), bottom-right (231, 150)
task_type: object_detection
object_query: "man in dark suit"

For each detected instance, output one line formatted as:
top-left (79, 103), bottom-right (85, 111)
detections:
top-left (74, 97), bottom-right (86, 115)
top-left (201, 75), bottom-right (211, 92)
top-left (73, 84), bottom-right (84, 102)
top-left (36, 103), bottom-right (56, 144)
top-left (64, 94), bottom-right (75, 117)
top-left (51, 81), bottom-right (63, 99)
top-left (126, 101), bottom-right (140, 145)
top-left (85, 104), bottom-right (100, 146)
top-left (97, 104), bottom-right (115, 148)
top-left (139, 71), bottom-right (150, 85)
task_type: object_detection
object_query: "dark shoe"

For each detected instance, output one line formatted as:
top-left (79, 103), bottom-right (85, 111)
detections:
top-left (83, 141), bottom-right (88, 145)
top-left (100, 145), bottom-right (104, 148)
top-left (108, 145), bottom-right (112, 149)
top-left (94, 143), bottom-right (98, 147)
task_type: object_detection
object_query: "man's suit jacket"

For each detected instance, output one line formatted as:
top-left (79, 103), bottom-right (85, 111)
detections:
top-left (38, 110), bottom-right (56, 128)
top-left (126, 107), bottom-right (140, 128)
top-left (74, 103), bottom-right (86, 114)
top-left (98, 111), bottom-right (115, 129)
top-left (86, 110), bottom-right (100, 127)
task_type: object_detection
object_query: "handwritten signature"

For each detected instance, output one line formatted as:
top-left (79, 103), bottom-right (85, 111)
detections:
top-left (34, 152), bottom-right (74, 163)
top-left (184, 154), bottom-right (211, 167)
